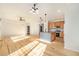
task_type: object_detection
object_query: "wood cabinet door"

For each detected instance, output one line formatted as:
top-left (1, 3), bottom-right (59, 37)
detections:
top-left (51, 32), bottom-right (56, 41)
top-left (48, 21), bottom-right (64, 29)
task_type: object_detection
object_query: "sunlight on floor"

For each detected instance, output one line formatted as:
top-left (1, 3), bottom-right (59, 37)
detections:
top-left (8, 41), bottom-right (39, 56)
top-left (27, 43), bottom-right (47, 56)
top-left (39, 39), bottom-right (51, 44)
top-left (52, 41), bottom-right (56, 43)
top-left (10, 35), bottom-right (30, 42)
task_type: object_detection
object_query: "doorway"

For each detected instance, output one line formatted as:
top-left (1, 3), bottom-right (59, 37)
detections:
top-left (27, 26), bottom-right (30, 35)
top-left (39, 24), bottom-right (44, 32)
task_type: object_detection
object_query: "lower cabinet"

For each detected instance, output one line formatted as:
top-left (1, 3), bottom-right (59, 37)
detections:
top-left (51, 32), bottom-right (56, 41)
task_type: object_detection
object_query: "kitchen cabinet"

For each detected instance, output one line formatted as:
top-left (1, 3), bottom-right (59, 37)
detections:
top-left (48, 21), bottom-right (64, 29)
top-left (48, 21), bottom-right (64, 41)
top-left (51, 32), bottom-right (56, 41)
top-left (60, 31), bottom-right (64, 42)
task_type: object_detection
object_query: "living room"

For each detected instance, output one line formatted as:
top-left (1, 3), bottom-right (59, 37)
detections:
top-left (0, 3), bottom-right (79, 56)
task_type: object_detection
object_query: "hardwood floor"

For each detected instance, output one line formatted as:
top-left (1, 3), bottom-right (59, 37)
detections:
top-left (0, 36), bottom-right (79, 56)
top-left (0, 36), bottom-right (38, 56)
top-left (43, 39), bottom-right (79, 56)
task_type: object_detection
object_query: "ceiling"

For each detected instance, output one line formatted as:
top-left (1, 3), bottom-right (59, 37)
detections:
top-left (0, 3), bottom-right (78, 21)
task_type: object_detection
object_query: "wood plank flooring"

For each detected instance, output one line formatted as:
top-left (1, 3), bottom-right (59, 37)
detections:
top-left (0, 36), bottom-right (79, 56)
top-left (43, 40), bottom-right (79, 56)
top-left (0, 36), bottom-right (38, 56)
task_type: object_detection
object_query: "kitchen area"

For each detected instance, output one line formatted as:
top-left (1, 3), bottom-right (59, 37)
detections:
top-left (48, 20), bottom-right (64, 42)
top-left (40, 19), bottom-right (64, 43)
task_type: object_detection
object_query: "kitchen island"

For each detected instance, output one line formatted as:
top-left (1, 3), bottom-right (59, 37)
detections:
top-left (40, 32), bottom-right (56, 42)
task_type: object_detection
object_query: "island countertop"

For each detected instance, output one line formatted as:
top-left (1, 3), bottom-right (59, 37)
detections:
top-left (39, 32), bottom-right (56, 42)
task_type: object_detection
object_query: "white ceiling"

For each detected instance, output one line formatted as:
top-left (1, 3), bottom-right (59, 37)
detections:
top-left (0, 3), bottom-right (78, 21)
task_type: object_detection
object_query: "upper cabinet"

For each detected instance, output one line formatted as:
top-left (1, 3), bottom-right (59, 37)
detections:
top-left (48, 21), bottom-right (64, 29)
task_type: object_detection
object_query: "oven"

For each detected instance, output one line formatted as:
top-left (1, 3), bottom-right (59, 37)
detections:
top-left (56, 30), bottom-right (60, 37)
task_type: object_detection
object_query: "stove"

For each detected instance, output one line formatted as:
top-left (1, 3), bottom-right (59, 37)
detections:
top-left (56, 32), bottom-right (60, 37)
top-left (56, 30), bottom-right (61, 37)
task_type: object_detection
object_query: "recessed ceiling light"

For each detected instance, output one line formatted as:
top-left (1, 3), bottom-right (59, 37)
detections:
top-left (57, 9), bottom-right (61, 13)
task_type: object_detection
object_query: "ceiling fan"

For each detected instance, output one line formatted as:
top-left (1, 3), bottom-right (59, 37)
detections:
top-left (31, 3), bottom-right (38, 14)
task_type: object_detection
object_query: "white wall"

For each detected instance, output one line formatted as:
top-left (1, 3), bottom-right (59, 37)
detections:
top-left (1, 19), bottom-right (26, 36)
top-left (28, 18), bottom-right (40, 35)
top-left (64, 4), bottom-right (79, 52)
top-left (0, 4), bottom-right (40, 36)
top-left (1, 18), bottom-right (40, 36)
top-left (0, 20), bottom-right (1, 39)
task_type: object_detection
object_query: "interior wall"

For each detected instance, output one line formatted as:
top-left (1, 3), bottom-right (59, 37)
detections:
top-left (0, 4), bottom-right (40, 36)
top-left (1, 19), bottom-right (26, 36)
top-left (1, 18), bottom-right (40, 36)
top-left (0, 20), bottom-right (1, 39)
top-left (27, 18), bottom-right (40, 35)
top-left (64, 4), bottom-right (79, 52)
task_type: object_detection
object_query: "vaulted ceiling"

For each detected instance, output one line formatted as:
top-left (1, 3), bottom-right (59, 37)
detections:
top-left (0, 3), bottom-right (78, 21)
